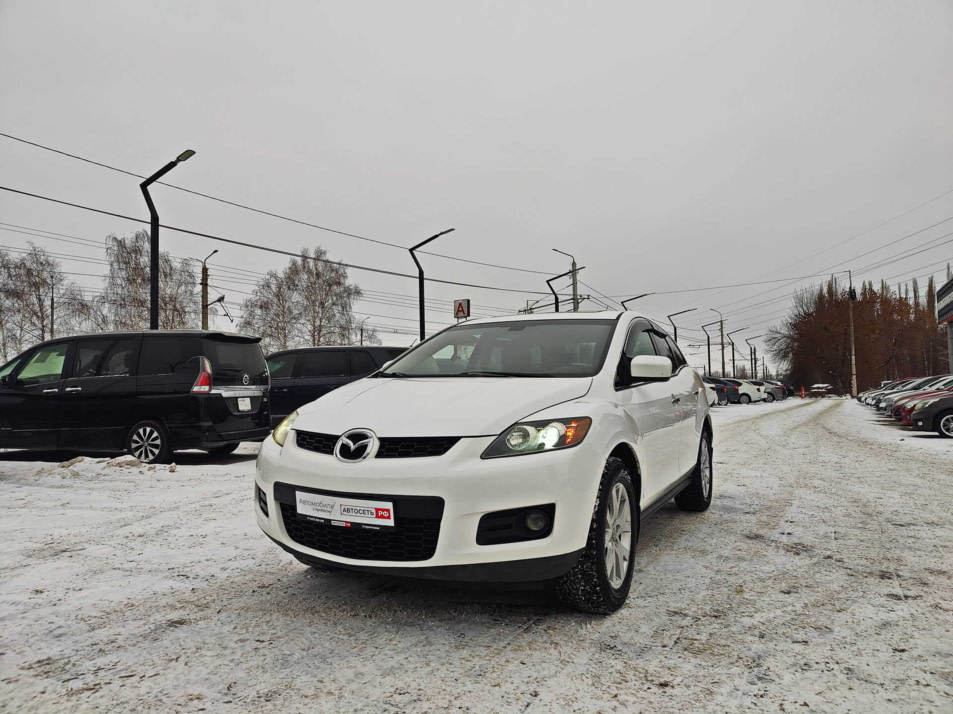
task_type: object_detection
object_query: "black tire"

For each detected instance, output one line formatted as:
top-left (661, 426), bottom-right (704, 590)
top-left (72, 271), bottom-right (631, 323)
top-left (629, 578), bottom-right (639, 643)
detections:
top-left (207, 443), bottom-right (240, 456)
top-left (765, 393), bottom-right (775, 403)
top-left (936, 410), bottom-right (953, 438)
top-left (126, 420), bottom-right (171, 464)
top-left (675, 432), bottom-right (713, 512)
top-left (555, 457), bottom-right (638, 614)
top-left (739, 393), bottom-right (751, 405)
top-left (717, 394), bottom-right (728, 406)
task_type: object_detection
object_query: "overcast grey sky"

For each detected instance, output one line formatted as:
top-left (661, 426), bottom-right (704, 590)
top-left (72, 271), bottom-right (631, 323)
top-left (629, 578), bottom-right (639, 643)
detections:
top-left (1, 0), bottom-right (951, 363)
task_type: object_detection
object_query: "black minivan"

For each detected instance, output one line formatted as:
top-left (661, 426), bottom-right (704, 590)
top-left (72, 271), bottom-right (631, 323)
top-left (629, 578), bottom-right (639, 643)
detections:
top-left (266, 345), bottom-right (405, 425)
top-left (0, 331), bottom-right (271, 463)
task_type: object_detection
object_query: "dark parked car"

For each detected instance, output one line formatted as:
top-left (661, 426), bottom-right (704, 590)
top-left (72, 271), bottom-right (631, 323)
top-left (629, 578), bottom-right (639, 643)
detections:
top-left (704, 376), bottom-right (741, 403)
top-left (0, 331), bottom-right (271, 463)
top-left (266, 346), bottom-right (406, 425)
top-left (910, 393), bottom-right (953, 438)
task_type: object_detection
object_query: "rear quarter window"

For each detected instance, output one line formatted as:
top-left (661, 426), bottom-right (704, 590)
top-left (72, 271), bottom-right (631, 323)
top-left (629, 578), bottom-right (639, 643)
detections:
top-left (139, 337), bottom-right (202, 375)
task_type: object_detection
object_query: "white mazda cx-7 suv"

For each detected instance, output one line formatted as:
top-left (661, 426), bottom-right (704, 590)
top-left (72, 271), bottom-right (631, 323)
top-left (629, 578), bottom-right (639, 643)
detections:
top-left (256, 311), bottom-right (713, 613)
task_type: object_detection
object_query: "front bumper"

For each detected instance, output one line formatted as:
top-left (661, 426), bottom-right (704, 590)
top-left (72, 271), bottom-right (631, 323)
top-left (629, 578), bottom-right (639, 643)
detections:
top-left (909, 410), bottom-right (936, 432)
top-left (255, 430), bottom-right (603, 581)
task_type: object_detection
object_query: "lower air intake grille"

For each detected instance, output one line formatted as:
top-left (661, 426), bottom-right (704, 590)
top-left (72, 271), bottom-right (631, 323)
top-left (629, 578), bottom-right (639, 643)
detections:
top-left (275, 483), bottom-right (443, 562)
top-left (294, 431), bottom-right (337, 455)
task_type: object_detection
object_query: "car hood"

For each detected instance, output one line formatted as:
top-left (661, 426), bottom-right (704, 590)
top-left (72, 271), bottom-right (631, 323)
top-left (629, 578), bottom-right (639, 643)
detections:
top-left (293, 376), bottom-right (593, 437)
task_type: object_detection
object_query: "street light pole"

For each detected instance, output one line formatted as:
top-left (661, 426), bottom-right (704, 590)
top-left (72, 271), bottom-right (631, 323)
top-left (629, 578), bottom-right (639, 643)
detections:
top-left (726, 327), bottom-right (749, 378)
top-left (546, 268), bottom-right (580, 313)
top-left (359, 316), bottom-right (369, 345)
top-left (552, 249), bottom-right (579, 311)
top-left (200, 249), bottom-right (218, 330)
top-left (666, 308), bottom-right (697, 341)
top-left (710, 308), bottom-right (725, 377)
top-left (620, 293), bottom-right (654, 310)
top-left (409, 228), bottom-right (455, 342)
top-left (848, 270), bottom-right (858, 396)
top-left (140, 149), bottom-right (195, 330)
top-left (701, 320), bottom-right (720, 376)
top-left (745, 335), bottom-right (763, 380)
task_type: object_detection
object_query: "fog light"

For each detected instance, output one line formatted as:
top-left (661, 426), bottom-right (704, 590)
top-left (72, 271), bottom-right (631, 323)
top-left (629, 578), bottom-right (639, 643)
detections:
top-left (524, 510), bottom-right (549, 532)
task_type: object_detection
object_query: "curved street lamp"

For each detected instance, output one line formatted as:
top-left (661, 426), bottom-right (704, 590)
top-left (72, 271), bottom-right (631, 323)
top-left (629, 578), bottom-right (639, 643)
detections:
top-left (666, 308), bottom-right (697, 341)
top-left (141, 149), bottom-right (195, 329)
top-left (726, 327), bottom-right (749, 378)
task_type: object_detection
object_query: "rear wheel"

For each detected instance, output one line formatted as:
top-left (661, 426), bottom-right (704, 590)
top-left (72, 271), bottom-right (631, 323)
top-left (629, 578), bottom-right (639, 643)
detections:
top-left (717, 394), bottom-right (728, 406)
top-left (675, 433), bottom-right (713, 512)
top-left (127, 420), bottom-right (171, 464)
top-left (937, 411), bottom-right (953, 438)
top-left (739, 393), bottom-right (751, 404)
top-left (555, 457), bottom-right (638, 614)
top-left (765, 393), bottom-right (775, 403)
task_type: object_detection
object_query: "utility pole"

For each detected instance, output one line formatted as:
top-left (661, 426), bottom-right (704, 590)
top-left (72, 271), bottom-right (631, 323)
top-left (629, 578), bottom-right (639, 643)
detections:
top-left (201, 249), bottom-right (218, 330)
top-left (848, 270), bottom-right (858, 397)
top-left (359, 317), bottom-right (369, 345)
top-left (701, 321), bottom-right (719, 376)
top-left (49, 277), bottom-right (55, 339)
top-left (711, 308), bottom-right (725, 377)
top-left (552, 249), bottom-right (579, 311)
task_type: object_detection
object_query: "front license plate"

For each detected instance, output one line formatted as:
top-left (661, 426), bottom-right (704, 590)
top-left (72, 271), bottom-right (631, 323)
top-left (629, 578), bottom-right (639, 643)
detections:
top-left (237, 397), bottom-right (251, 412)
top-left (295, 491), bottom-right (395, 529)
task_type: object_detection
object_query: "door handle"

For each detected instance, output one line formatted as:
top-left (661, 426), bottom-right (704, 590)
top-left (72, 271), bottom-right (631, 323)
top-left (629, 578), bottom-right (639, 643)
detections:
top-left (671, 395), bottom-right (680, 404)
top-left (65, 387), bottom-right (82, 392)
top-left (43, 388), bottom-right (59, 394)
top-left (692, 389), bottom-right (700, 396)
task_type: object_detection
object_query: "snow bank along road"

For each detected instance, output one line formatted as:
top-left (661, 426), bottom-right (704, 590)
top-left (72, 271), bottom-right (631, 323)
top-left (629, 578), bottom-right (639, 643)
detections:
top-left (1, 399), bottom-right (950, 713)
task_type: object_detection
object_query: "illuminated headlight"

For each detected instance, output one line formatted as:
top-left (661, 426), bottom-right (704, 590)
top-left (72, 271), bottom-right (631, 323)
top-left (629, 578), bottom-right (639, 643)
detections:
top-left (272, 410), bottom-right (299, 446)
top-left (482, 417), bottom-right (592, 459)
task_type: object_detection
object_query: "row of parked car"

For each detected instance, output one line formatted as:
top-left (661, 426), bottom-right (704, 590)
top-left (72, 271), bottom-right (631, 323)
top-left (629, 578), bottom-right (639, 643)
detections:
top-left (700, 376), bottom-right (792, 405)
top-left (857, 374), bottom-right (953, 438)
top-left (0, 329), bottom-right (406, 463)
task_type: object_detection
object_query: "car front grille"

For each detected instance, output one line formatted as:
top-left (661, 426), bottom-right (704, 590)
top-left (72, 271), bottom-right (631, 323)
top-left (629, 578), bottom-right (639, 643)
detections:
top-left (294, 430), bottom-right (459, 458)
top-left (275, 483), bottom-right (443, 562)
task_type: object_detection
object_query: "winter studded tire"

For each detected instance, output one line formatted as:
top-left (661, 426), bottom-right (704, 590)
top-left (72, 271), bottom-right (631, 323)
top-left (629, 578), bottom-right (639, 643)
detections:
top-left (555, 457), bottom-right (638, 614)
top-left (937, 411), bottom-right (953, 439)
top-left (127, 420), bottom-right (171, 464)
top-left (675, 433), bottom-right (713, 512)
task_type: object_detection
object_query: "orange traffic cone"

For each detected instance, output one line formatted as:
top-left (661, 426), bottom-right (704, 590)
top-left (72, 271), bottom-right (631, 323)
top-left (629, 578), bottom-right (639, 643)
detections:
top-left (799, 386), bottom-right (805, 398)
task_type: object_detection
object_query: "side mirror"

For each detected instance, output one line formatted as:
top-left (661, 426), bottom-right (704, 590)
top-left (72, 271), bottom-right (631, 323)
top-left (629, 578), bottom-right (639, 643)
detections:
top-left (630, 355), bottom-right (673, 380)
top-left (0, 375), bottom-right (12, 388)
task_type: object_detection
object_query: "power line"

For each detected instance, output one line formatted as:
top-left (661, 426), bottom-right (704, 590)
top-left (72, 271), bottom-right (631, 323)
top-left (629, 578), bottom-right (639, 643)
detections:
top-left (0, 131), bottom-right (553, 276)
top-left (0, 185), bottom-right (554, 296)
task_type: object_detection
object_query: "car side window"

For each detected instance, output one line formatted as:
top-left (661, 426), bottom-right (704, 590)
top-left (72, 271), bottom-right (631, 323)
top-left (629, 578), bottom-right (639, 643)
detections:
top-left (623, 326), bottom-right (657, 359)
top-left (350, 351), bottom-right (378, 378)
top-left (649, 332), bottom-right (678, 367)
top-left (72, 338), bottom-right (139, 377)
top-left (15, 343), bottom-right (69, 385)
top-left (298, 351), bottom-right (346, 378)
top-left (664, 336), bottom-right (687, 369)
top-left (267, 354), bottom-right (296, 379)
top-left (139, 337), bottom-right (201, 375)
top-left (0, 356), bottom-right (23, 379)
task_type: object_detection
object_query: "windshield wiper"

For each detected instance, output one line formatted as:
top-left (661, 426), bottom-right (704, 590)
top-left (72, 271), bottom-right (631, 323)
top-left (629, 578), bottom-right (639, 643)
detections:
top-left (459, 371), bottom-right (555, 377)
top-left (378, 371), bottom-right (412, 378)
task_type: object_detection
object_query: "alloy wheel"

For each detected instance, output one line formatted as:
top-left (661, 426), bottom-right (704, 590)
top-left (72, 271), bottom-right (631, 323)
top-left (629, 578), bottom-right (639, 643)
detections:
top-left (603, 482), bottom-right (632, 589)
top-left (940, 414), bottom-right (953, 437)
top-left (131, 426), bottom-right (162, 462)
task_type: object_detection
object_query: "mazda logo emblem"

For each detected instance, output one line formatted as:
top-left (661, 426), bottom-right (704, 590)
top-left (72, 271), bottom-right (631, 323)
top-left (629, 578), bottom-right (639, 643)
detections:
top-left (334, 429), bottom-right (378, 463)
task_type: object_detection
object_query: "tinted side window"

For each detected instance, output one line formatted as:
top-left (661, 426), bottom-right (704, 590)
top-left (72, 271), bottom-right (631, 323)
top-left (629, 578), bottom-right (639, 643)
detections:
top-left (385, 349), bottom-right (406, 361)
top-left (16, 343), bottom-right (69, 385)
top-left (73, 338), bottom-right (139, 377)
top-left (665, 336), bottom-right (687, 368)
top-left (299, 351), bottom-right (346, 378)
top-left (350, 351), bottom-right (378, 378)
top-left (650, 332), bottom-right (676, 364)
top-left (0, 355), bottom-right (24, 379)
top-left (623, 328), bottom-right (657, 358)
top-left (139, 337), bottom-right (202, 376)
top-left (267, 354), bottom-right (297, 379)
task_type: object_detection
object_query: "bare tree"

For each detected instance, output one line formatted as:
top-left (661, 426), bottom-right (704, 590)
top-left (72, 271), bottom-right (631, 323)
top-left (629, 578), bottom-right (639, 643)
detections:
top-left (102, 232), bottom-right (198, 330)
top-left (239, 247), bottom-right (367, 354)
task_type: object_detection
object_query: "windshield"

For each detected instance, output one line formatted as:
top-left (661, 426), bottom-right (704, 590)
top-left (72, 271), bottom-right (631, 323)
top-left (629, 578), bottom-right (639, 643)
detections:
top-left (381, 319), bottom-right (616, 377)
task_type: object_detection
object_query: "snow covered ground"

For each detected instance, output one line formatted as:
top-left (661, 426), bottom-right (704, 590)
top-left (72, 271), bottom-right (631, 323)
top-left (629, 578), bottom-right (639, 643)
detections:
top-left (1, 398), bottom-right (950, 713)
